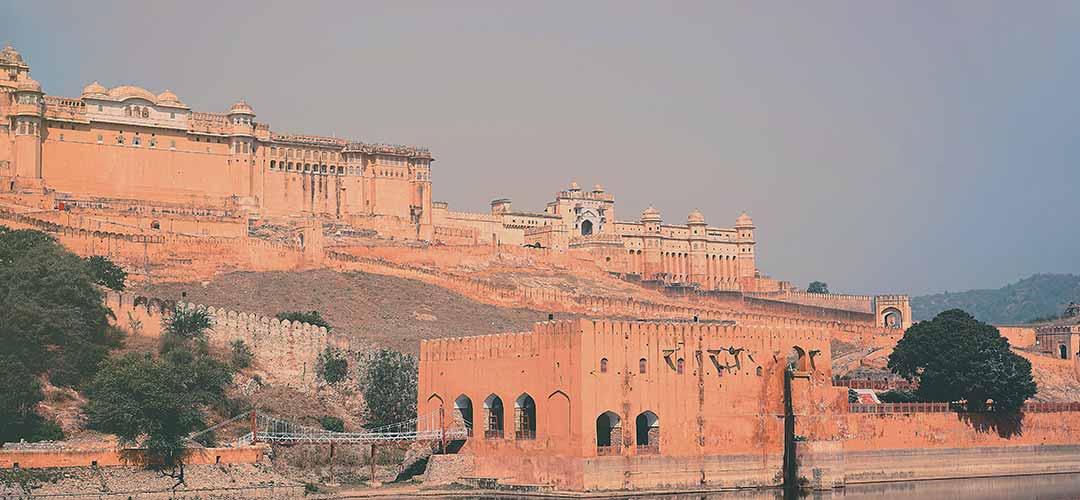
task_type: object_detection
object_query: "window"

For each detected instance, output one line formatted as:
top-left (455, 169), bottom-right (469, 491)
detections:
top-left (97, 134), bottom-right (103, 144)
top-left (170, 140), bottom-right (176, 150)
top-left (639, 358), bottom-right (647, 374)
top-left (97, 104), bottom-right (103, 111)
top-left (59, 133), bottom-right (64, 141)
top-left (170, 112), bottom-right (175, 119)
top-left (600, 358), bottom-right (608, 373)
top-left (149, 138), bottom-right (156, 148)
top-left (676, 358), bottom-right (684, 374)
top-left (133, 136), bottom-right (141, 146)
top-left (270, 160), bottom-right (276, 170)
top-left (117, 134), bottom-right (125, 145)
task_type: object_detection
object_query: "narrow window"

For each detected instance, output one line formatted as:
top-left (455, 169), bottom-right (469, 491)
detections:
top-left (676, 358), bottom-right (684, 374)
top-left (600, 358), bottom-right (608, 373)
top-left (639, 358), bottom-right (647, 374)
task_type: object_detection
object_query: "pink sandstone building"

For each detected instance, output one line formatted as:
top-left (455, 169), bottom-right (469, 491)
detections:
top-left (0, 44), bottom-right (435, 237)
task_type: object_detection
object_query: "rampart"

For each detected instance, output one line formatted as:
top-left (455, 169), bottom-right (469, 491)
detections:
top-left (743, 290), bottom-right (875, 314)
top-left (105, 290), bottom-right (349, 389)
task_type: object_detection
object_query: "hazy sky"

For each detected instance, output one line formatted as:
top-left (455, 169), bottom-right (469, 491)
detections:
top-left (4, 1), bottom-right (1079, 296)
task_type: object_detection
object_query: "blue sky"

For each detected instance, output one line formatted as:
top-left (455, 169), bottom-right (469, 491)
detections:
top-left (3, 1), bottom-right (1078, 295)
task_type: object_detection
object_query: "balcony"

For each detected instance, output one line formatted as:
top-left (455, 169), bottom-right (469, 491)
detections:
top-left (515, 430), bottom-right (536, 440)
top-left (484, 429), bottom-right (503, 439)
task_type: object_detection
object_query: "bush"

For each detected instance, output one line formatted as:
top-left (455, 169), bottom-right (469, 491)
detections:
top-left (319, 415), bottom-right (344, 432)
top-left (275, 311), bottom-right (332, 331)
top-left (0, 354), bottom-right (64, 443)
top-left (359, 348), bottom-right (417, 428)
top-left (878, 390), bottom-right (920, 403)
top-left (848, 389), bottom-right (859, 403)
top-left (230, 339), bottom-right (253, 369)
top-left (316, 347), bottom-right (348, 384)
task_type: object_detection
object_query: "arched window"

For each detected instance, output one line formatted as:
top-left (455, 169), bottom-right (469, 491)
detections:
top-left (483, 394), bottom-right (504, 439)
top-left (756, 366), bottom-right (763, 377)
top-left (600, 358), bottom-right (608, 373)
top-left (635, 411), bottom-right (659, 453)
top-left (676, 358), bottom-right (684, 374)
top-left (639, 358), bottom-right (647, 374)
top-left (595, 411), bottom-right (622, 453)
top-left (514, 394), bottom-right (536, 440)
top-left (270, 160), bottom-right (276, 170)
top-left (1061, 345), bottom-right (1069, 360)
top-left (150, 220), bottom-right (160, 230)
top-left (453, 394), bottom-right (473, 437)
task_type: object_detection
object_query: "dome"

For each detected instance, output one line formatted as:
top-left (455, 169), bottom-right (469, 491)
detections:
top-left (157, 89), bottom-right (179, 103)
top-left (569, 181), bottom-right (580, 191)
top-left (16, 77), bottom-right (41, 93)
top-left (735, 211), bottom-right (754, 228)
top-left (687, 209), bottom-right (705, 224)
top-left (229, 99), bottom-right (254, 115)
top-left (81, 81), bottom-right (108, 97)
top-left (109, 85), bottom-right (157, 102)
top-left (0, 43), bottom-right (24, 64)
top-left (593, 184), bottom-right (604, 192)
top-left (641, 205), bottom-right (661, 222)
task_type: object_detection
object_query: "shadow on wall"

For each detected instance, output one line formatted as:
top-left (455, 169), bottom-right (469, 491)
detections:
top-left (959, 412), bottom-right (1024, 439)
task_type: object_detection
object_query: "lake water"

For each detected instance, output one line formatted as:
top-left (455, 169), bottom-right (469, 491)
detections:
top-left (457, 474), bottom-right (1080, 499)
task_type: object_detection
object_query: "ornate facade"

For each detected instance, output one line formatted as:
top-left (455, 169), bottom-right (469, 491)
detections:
top-left (0, 44), bottom-right (435, 237)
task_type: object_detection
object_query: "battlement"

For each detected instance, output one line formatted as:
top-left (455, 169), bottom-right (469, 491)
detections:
top-left (744, 290), bottom-right (876, 314)
top-left (420, 318), bottom-right (832, 362)
top-left (272, 133), bottom-right (347, 148)
top-left (345, 141), bottom-right (433, 159)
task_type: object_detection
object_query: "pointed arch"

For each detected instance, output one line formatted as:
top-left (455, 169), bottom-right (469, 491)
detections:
top-left (514, 393), bottom-right (537, 440)
top-left (483, 394), bottom-right (504, 439)
top-left (595, 411), bottom-right (622, 453)
top-left (453, 394), bottom-right (473, 436)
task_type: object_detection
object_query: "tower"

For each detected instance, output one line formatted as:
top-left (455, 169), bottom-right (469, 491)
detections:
top-left (735, 212), bottom-right (756, 280)
top-left (227, 100), bottom-right (257, 202)
top-left (687, 209), bottom-right (708, 287)
top-left (11, 75), bottom-right (44, 190)
top-left (640, 206), bottom-right (662, 280)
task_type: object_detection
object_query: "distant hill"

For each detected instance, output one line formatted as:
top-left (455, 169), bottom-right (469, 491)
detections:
top-left (911, 274), bottom-right (1080, 324)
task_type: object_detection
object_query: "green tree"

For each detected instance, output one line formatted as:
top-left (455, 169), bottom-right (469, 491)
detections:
top-left (0, 354), bottom-right (63, 443)
top-left (807, 281), bottom-right (829, 294)
top-left (230, 339), bottom-right (253, 369)
top-left (888, 309), bottom-right (1036, 413)
top-left (275, 310), bottom-right (332, 331)
top-left (84, 255), bottom-right (127, 291)
top-left (0, 226), bottom-right (114, 387)
top-left (316, 346), bottom-right (348, 384)
top-left (359, 348), bottom-right (417, 428)
top-left (84, 354), bottom-right (206, 487)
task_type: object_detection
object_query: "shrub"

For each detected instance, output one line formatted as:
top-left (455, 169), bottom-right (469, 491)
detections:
top-left (319, 415), bottom-right (344, 432)
top-left (275, 311), bottom-right (332, 331)
top-left (316, 347), bottom-right (348, 384)
top-left (84, 255), bottom-right (127, 291)
top-left (359, 348), bottom-right (417, 428)
top-left (230, 339), bottom-right (253, 369)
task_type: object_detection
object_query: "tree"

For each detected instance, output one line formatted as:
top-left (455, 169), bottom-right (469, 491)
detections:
top-left (318, 415), bottom-right (344, 432)
top-left (84, 255), bottom-right (127, 291)
top-left (888, 309), bottom-right (1036, 413)
top-left (0, 226), bottom-right (115, 388)
top-left (359, 348), bottom-right (417, 428)
top-left (275, 310), bottom-right (332, 331)
top-left (807, 281), bottom-right (829, 294)
top-left (230, 339), bottom-right (253, 369)
top-left (84, 354), bottom-right (206, 487)
top-left (316, 347), bottom-right (348, 384)
top-left (0, 354), bottom-right (63, 443)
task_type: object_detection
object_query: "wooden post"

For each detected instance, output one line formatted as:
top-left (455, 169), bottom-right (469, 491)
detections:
top-left (369, 443), bottom-right (377, 483)
top-left (329, 443), bottom-right (335, 483)
top-left (250, 409), bottom-right (257, 444)
top-left (439, 405), bottom-right (446, 454)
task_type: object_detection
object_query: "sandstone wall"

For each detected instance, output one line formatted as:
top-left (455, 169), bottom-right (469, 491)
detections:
top-left (0, 445), bottom-right (268, 469)
top-left (106, 290), bottom-right (350, 389)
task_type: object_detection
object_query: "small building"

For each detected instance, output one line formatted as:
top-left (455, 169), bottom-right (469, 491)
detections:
top-left (417, 318), bottom-right (842, 491)
top-left (1035, 325), bottom-right (1080, 360)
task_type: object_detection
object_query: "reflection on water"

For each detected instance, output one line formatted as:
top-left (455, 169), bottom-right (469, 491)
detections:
top-left (461, 473), bottom-right (1080, 500)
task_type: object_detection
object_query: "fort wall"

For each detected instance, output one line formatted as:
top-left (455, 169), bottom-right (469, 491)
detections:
top-left (0, 445), bottom-right (269, 469)
top-left (105, 290), bottom-right (349, 389)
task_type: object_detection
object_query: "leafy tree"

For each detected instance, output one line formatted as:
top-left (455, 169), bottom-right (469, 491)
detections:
top-left (0, 354), bottom-right (63, 443)
top-left (807, 281), bottom-right (829, 294)
top-left (888, 309), bottom-right (1036, 413)
top-left (84, 255), bottom-right (127, 291)
top-left (359, 348), bottom-right (417, 428)
top-left (0, 226), bottom-right (114, 387)
top-left (275, 310), bottom-right (332, 331)
top-left (84, 354), bottom-right (206, 488)
top-left (163, 305), bottom-right (213, 343)
top-left (230, 339), bottom-right (253, 369)
top-left (847, 389), bottom-right (859, 404)
top-left (316, 347), bottom-right (348, 384)
top-left (318, 415), bottom-right (344, 432)
top-left (878, 390), bottom-right (920, 403)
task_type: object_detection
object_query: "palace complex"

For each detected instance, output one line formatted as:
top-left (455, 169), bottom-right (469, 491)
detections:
top-left (6, 42), bottom-right (1080, 494)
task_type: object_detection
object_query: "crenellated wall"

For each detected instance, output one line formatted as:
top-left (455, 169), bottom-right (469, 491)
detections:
top-left (105, 290), bottom-right (350, 389)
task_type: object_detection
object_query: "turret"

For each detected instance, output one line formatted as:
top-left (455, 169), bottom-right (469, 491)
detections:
top-left (12, 75), bottom-right (44, 183)
top-left (687, 209), bottom-right (708, 285)
top-left (735, 212), bottom-right (756, 279)
top-left (640, 206), bottom-right (663, 279)
top-left (227, 99), bottom-right (255, 155)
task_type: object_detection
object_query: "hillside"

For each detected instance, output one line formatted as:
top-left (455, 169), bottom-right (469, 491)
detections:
top-left (136, 268), bottom-right (552, 354)
top-left (911, 274), bottom-right (1080, 324)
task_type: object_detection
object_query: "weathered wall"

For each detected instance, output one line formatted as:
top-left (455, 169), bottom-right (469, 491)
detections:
top-left (996, 325), bottom-right (1037, 348)
top-left (105, 290), bottom-right (349, 389)
top-left (0, 445), bottom-right (268, 469)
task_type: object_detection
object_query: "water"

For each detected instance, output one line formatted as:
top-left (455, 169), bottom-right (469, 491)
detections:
top-left (455, 474), bottom-right (1080, 500)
